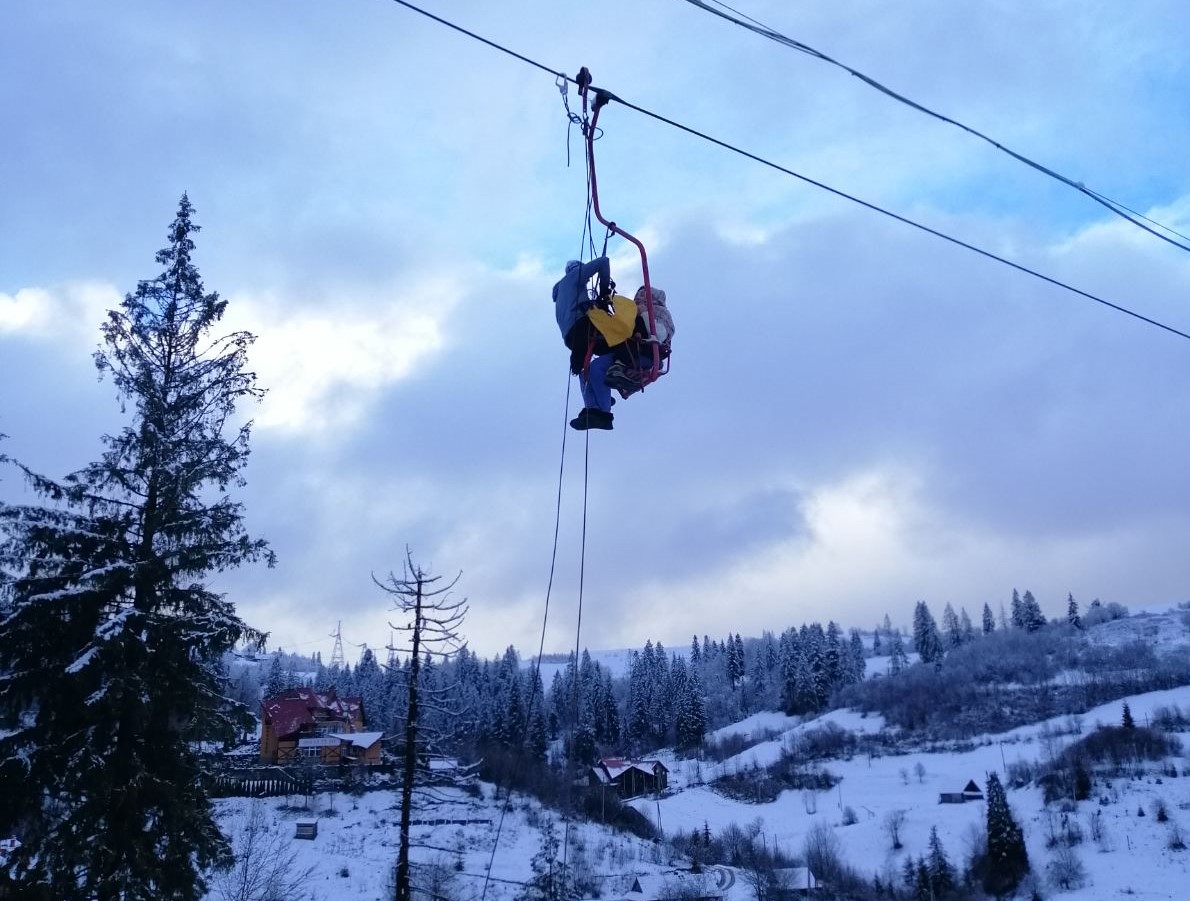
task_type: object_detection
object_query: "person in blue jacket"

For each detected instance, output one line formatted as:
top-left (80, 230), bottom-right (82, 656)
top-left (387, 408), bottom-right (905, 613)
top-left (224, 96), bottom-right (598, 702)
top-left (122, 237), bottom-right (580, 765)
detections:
top-left (552, 257), bottom-right (615, 431)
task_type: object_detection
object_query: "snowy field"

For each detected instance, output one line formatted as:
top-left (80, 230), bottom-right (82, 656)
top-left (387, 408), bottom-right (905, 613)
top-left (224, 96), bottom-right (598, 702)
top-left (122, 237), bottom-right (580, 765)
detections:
top-left (631, 685), bottom-right (1190, 901)
top-left (213, 680), bottom-right (1190, 900)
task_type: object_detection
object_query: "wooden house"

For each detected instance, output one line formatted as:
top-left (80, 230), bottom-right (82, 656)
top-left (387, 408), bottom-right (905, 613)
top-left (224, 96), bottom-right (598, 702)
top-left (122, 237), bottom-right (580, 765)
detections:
top-left (260, 687), bottom-right (377, 764)
top-left (590, 757), bottom-right (669, 798)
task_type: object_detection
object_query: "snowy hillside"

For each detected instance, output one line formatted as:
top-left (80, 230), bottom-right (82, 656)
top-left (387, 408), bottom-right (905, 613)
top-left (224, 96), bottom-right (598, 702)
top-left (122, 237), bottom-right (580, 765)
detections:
top-left (212, 684), bottom-right (1190, 900)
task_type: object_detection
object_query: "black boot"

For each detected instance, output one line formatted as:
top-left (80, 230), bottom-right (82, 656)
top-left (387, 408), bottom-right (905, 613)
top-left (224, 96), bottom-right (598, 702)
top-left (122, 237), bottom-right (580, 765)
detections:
top-left (569, 408), bottom-right (614, 431)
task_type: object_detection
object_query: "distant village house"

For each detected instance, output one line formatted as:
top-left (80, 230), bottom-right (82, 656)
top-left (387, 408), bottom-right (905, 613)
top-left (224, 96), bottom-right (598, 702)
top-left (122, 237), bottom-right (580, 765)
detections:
top-left (939, 779), bottom-right (985, 804)
top-left (260, 687), bottom-right (382, 765)
top-left (590, 757), bottom-right (669, 798)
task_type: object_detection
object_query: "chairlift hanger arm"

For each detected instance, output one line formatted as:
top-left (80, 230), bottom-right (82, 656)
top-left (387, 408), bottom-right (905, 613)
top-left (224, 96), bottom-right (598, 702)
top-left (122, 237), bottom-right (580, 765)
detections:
top-left (577, 66), bottom-right (662, 381)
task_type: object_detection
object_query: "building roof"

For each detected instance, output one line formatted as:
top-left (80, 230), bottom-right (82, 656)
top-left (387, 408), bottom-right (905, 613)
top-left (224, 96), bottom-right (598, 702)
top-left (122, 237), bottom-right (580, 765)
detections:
top-left (331, 731), bottom-right (384, 749)
top-left (963, 779), bottom-right (983, 794)
top-left (262, 687), bottom-right (363, 740)
top-left (597, 757), bottom-right (669, 779)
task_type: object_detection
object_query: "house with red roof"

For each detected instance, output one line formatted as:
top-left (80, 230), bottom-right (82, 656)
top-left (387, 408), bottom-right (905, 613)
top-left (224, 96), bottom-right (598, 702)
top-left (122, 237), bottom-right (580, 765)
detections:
top-left (590, 757), bottom-right (669, 798)
top-left (259, 687), bottom-right (382, 765)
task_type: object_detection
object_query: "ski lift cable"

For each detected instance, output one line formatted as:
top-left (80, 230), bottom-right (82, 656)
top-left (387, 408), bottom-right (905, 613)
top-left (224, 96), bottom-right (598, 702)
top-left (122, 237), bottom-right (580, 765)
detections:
top-left (383, 0), bottom-right (1190, 345)
top-left (479, 370), bottom-right (579, 901)
top-left (681, 0), bottom-right (1190, 254)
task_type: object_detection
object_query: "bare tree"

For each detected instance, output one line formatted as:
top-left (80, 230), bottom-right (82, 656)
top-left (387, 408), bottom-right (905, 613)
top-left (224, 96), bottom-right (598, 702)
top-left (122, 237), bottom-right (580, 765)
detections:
top-left (212, 800), bottom-right (315, 901)
top-left (1047, 844), bottom-right (1087, 891)
top-left (375, 551), bottom-right (468, 901)
top-left (802, 822), bottom-right (844, 886)
top-left (883, 809), bottom-right (907, 851)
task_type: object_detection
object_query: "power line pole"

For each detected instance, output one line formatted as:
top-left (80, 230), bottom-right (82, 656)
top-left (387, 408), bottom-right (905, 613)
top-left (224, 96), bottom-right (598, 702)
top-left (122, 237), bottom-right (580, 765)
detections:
top-left (329, 620), bottom-right (345, 670)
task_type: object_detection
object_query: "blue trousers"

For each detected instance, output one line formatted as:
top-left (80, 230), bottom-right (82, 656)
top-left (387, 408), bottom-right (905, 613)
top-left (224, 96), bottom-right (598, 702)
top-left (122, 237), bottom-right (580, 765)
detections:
top-left (581, 353), bottom-right (614, 413)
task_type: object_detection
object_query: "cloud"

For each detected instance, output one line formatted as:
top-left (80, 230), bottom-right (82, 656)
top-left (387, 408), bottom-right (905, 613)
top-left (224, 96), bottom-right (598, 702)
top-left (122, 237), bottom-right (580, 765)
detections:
top-left (0, 282), bottom-right (120, 343)
top-left (225, 277), bottom-right (459, 435)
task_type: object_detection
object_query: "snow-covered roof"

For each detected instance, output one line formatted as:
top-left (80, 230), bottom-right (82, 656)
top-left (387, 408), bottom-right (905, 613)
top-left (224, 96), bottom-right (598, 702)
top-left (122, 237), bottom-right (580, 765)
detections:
top-left (262, 687), bottom-right (362, 739)
top-left (597, 757), bottom-right (668, 779)
top-left (331, 731), bottom-right (383, 749)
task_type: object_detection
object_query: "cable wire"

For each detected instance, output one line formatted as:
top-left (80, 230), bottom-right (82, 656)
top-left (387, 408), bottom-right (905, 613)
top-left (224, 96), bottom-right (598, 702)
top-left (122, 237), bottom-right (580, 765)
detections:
top-left (478, 369), bottom-right (574, 901)
top-left (679, 0), bottom-right (1190, 255)
top-left (384, 0), bottom-right (1190, 344)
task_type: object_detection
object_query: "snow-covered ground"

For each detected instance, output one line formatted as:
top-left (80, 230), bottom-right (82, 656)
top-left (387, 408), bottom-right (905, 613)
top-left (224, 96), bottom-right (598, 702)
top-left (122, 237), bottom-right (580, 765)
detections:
top-left (212, 613), bottom-right (1190, 900)
top-left (212, 681), bottom-right (1190, 900)
top-left (630, 685), bottom-right (1190, 901)
top-left (210, 784), bottom-right (673, 901)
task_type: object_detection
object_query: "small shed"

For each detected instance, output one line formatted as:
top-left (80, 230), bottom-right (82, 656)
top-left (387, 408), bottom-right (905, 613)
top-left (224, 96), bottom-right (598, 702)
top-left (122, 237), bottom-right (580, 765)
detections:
top-left (295, 820), bottom-right (318, 840)
top-left (772, 867), bottom-right (820, 897)
top-left (940, 779), bottom-right (984, 804)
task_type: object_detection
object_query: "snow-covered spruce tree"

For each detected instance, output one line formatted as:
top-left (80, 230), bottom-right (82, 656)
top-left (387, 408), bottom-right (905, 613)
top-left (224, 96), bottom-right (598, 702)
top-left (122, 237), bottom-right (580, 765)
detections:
top-left (1021, 590), bottom-right (1046, 632)
top-left (983, 771), bottom-right (1030, 897)
top-left (925, 825), bottom-right (956, 897)
top-left (676, 666), bottom-right (707, 751)
top-left (1010, 588), bottom-right (1025, 629)
top-left (912, 601), bottom-right (944, 665)
top-left (982, 602), bottom-right (996, 635)
top-left (1067, 593), bottom-right (1083, 630)
top-left (942, 602), bottom-right (963, 649)
top-left (0, 195), bottom-right (272, 900)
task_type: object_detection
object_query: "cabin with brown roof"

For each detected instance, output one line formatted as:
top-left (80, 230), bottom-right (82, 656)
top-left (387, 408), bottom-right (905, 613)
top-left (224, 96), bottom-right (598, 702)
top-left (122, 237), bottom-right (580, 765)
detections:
top-left (260, 687), bottom-right (378, 764)
top-left (590, 757), bottom-right (669, 798)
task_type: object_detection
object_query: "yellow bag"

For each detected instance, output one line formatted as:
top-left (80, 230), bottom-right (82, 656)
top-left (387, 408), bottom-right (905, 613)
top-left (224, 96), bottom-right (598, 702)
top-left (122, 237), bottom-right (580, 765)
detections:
top-left (587, 295), bottom-right (637, 347)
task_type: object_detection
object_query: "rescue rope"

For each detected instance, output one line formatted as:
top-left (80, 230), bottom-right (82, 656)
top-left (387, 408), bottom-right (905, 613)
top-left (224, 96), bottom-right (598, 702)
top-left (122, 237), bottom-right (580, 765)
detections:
top-left (479, 369), bottom-right (575, 901)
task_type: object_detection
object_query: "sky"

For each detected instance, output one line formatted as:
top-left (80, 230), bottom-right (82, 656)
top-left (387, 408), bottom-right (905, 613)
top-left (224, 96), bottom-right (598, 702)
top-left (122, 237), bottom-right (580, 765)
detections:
top-left (3, 0), bottom-right (1190, 661)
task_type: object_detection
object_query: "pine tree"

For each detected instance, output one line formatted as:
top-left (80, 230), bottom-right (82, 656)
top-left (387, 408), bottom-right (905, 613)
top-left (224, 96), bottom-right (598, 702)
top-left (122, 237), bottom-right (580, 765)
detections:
top-left (0, 196), bottom-right (272, 900)
top-left (959, 607), bottom-right (976, 643)
top-left (983, 772), bottom-right (1030, 896)
top-left (982, 602), bottom-right (996, 635)
top-left (676, 668), bottom-right (707, 750)
top-left (1022, 590), bottom-right (1046, 632)
top-left (265, 653), bottom-right (287, 698)
top-left (846, 628), bottom-right (867, 684)
top-left (519, 819), bottom-right (576, 901)
top-left (1010, 589), bottom-right (1025, 629)
top-left (912, 601), bottom-right (944, 665)
top-left (888, 630), bottom-right (909, 675)
top-left (1122, 701), bottom-right (1135, 730)
top-left (926, 825), bottom-right (955, 897)
top-left (1067, 593), bottom-right (1083, 630)
top-left (942, 603), bottom-right (963, 649)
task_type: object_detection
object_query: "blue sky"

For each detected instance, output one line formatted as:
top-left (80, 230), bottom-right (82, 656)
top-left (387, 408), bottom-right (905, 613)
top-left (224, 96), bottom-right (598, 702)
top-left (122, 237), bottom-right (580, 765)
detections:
top-left (3, 0), bottom-right (1190, 659)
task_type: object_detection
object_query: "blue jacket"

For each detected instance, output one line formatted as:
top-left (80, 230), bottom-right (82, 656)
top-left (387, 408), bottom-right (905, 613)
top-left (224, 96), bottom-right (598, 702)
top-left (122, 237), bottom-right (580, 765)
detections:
top-left (552, 257), bottom-right (610, 341)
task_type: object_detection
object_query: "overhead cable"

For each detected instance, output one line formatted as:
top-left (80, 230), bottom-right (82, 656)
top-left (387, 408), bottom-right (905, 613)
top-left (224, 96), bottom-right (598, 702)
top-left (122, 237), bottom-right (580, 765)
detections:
top-left (385, 0), bottom-right (1190, 344)
top-left (682, 0), bottom-right (1190, 254)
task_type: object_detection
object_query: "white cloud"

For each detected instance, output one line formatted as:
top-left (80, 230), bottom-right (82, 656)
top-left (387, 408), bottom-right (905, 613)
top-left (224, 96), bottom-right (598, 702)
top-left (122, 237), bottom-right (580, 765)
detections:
top-left (0, 282), bottom-right (120, 342)
top-left (225, 272), bottom-right (468, 435)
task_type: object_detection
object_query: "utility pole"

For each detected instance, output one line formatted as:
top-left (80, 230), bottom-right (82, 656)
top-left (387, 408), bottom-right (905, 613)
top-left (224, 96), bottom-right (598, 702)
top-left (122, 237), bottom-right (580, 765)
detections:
top-left (329, 620), bottom-right (345, 670)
